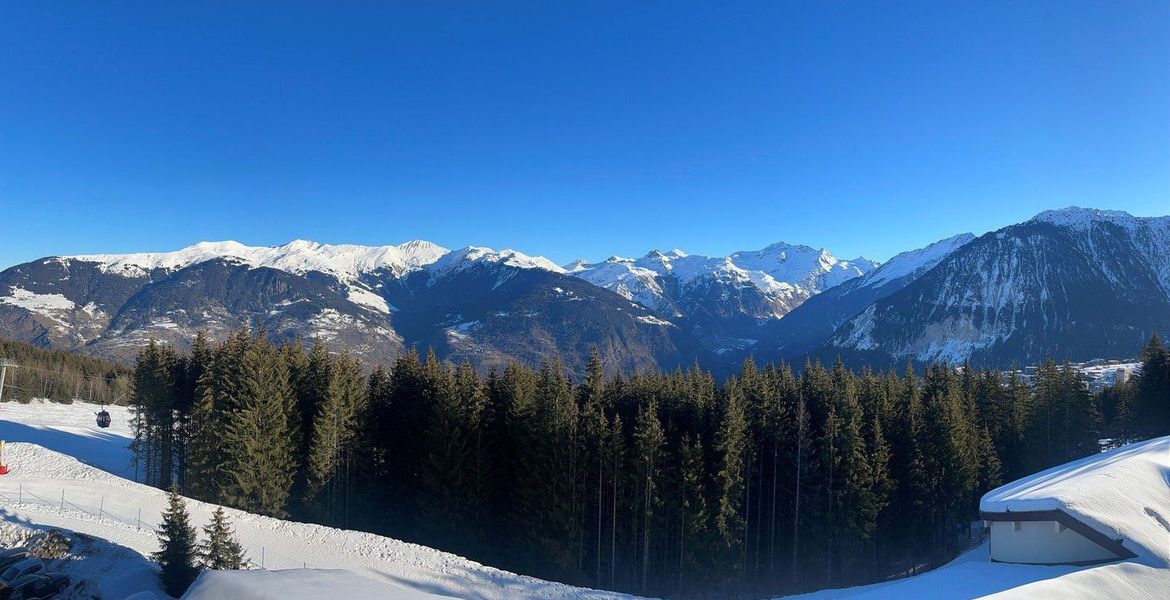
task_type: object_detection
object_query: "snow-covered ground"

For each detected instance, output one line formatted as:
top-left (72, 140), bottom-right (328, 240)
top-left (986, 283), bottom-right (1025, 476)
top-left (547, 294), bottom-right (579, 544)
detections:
top-left (779, 435), bottom-right (1170, 600)
top-left (0, 400), bottom-right (641, 599)
top-left (0, 400), bottom-right (136, 479)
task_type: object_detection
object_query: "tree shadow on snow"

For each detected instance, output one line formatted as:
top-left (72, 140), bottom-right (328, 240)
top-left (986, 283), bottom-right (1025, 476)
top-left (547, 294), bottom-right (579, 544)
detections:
top-left (0, 419), bottom-right (134, 480)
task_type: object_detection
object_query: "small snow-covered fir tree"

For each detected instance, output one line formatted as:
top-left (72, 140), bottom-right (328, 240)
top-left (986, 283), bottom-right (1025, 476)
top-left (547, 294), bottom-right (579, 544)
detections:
top-left (153, 487), bottom-right (200, 596)
top-left (200, 507), bottom-right (247, 570)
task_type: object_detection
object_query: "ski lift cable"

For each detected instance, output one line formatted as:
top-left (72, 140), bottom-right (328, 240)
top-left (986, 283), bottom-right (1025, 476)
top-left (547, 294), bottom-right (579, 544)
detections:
top-left (2, 362), bottom-right (125, 382)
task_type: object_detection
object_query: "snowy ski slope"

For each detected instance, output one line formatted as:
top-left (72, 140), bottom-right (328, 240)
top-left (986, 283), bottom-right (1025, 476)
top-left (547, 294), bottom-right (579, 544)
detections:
top-left (0, 400), bottom-right (641, 599)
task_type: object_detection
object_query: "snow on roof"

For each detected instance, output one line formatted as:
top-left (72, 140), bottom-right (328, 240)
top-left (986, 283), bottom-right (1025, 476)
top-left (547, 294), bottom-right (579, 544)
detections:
top-left (980, 435), bottom-right (1170, 564)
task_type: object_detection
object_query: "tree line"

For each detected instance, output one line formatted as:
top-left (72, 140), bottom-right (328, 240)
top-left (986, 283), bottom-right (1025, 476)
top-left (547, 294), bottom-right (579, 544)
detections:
top-left (0, 337), bottom-right (131, 405)
top-left (128, 328), bottom-right (1169, 598)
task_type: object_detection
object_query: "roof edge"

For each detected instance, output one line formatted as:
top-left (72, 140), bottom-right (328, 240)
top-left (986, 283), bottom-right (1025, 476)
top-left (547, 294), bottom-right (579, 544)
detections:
top-left (980, 509), bottom-right (1137, 562)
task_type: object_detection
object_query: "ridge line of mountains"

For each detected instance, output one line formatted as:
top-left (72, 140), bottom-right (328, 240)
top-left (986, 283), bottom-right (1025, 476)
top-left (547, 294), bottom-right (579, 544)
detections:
top-left (2, 206), bottom-right (1167, 376)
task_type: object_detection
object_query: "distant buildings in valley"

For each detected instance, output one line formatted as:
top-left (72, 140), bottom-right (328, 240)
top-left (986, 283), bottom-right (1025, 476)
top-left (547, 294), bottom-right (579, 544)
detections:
top-left (1005, 358), bottom-right (1142, 394)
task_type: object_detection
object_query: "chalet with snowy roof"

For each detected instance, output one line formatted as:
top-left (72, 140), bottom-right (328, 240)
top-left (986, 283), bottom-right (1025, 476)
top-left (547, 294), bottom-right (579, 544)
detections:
top-left (979, 436), bottom-right (1169, 566)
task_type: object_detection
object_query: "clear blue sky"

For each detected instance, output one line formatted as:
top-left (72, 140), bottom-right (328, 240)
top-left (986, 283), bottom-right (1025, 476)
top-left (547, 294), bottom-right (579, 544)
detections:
top-left (1, 2), bottom-right (1167, 268)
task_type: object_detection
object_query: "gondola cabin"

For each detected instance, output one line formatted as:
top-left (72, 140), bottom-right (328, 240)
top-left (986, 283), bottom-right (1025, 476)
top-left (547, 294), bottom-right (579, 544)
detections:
top-left (96, 410), bottom-right (111, 429)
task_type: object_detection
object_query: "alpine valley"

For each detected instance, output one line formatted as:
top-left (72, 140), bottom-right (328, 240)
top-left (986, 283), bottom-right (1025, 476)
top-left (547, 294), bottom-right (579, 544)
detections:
top-left (1, 207), bottom-right (1167, 375)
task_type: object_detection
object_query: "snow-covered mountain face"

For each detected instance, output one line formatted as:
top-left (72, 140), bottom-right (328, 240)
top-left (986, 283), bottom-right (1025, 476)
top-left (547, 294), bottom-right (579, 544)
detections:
top-left (761, 232), bottom-right (976, 360)
top-left (823, 208), bottom-right (1170, 366)
top-left (2, 207), bottom-right (1166, 374)
top-left (0, 240), bottom-right (705, 373)
top-left (71, 239), bottom-right (450, 280)
top-left (565, 243), bottom-right (877, 356)
top-left (568, 244), bottom-right (876, 317)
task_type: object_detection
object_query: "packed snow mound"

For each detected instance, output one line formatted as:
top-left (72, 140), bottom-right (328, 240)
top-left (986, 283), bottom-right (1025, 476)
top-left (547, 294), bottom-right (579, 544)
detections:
top-left (0, 519), bottom-right (169, 600)
top-left (66, 239), bottom-right (450, 280)
top-left (980, 435), bottom-right (1170, 564)
top-left (182, 569), bottom-right (435, 600)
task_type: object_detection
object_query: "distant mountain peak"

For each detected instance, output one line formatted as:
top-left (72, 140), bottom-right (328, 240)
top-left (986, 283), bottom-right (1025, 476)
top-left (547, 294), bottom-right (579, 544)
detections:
top-left (1030, 206), bottom-right (1138, 228)
top-left (643, 249), bottom-right (688, 260)
top-left (429, 246), bottom-right (566, 275)
top-left (66, 239), bottom-right (450, 280)
top-left (563, 259), bottom-right (591, 273)
top-left (860, 233), bottom-right (975, 288)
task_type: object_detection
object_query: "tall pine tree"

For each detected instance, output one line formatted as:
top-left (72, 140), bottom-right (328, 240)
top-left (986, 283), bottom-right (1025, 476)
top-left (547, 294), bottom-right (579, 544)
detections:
top-left (153, 488), bottom-right (200, 596)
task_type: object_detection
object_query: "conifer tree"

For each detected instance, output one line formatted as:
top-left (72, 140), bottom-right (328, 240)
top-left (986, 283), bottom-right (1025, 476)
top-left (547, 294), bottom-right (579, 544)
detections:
top-left (416, 358), bottom-right (483, 544)
top-left (153, 488), bottom-right (200, 596)
top-left (920, 365), bottom-right (976, 559)
top-left (975, 426), bottom-right (1002, 494)
top-left (174, 332), bottom-right (212, 493)
top-left (997, 369), bottom-right (1032, 479)
top-left (861, 412), bottom-right (893, 567)
top-left (200, 507), bottom-right (247, 570)
top-left (678, 433), bottom-right (709, 588)
top-left (307, 353), bottom-right (366, 524)
top-left (1056, 361), bottom-right (1099, 461)
top-left (281, 339), bottom-right (311, 503)
top-left (130, 340), bottom-right (180, 489)
top-left (185, 330), bottom-right (248, 503)
top-left (579, 348), bottom-right (611, 586)
top-left (828, 360), bottom-right (871, 581)
top-left (1136, 333), bottom-right (1170, 435)
top-left (714, 383), bottom-right (747, 574)
top-left (220, 330), bottom-right (297, 517)
top-left (633, 400), bottom-right (664, 592)
top-left (511, 361), bottom-right (579, 578)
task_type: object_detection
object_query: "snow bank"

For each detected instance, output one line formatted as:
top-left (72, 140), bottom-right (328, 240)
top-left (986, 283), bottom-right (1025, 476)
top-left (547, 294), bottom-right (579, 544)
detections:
top-left (182, 569), bottom-right (436, 600)
top-left (0, 520), bottom-right (168, 600)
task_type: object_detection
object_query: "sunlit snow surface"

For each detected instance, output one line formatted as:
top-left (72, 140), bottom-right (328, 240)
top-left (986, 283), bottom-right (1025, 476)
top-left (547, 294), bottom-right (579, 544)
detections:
top-left (0, 400), bottom-right (641, 599)
top-left (64, 239), bottom-right (569, 283)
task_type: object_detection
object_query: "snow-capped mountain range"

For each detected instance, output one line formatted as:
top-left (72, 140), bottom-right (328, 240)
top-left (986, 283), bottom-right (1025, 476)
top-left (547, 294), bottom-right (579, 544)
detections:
top-left (1, 207), bottom-right (1166, 374)
top-left (823, 207), bottom-right (1170, 366)
top-left (566, 244), bottom-right (877, 321)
